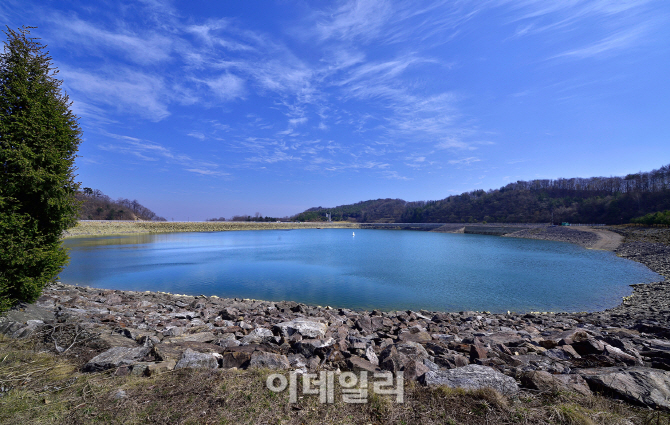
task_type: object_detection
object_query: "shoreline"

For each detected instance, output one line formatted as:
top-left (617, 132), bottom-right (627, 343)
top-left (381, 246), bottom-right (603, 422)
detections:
top-left (60, 221), bottom-right (665, 317)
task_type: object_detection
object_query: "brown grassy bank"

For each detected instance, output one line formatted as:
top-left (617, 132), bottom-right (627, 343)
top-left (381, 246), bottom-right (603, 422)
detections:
top-left (1, 335), bottom-right (667, 425)
top-left (64, 221), bottom-right (361, 238)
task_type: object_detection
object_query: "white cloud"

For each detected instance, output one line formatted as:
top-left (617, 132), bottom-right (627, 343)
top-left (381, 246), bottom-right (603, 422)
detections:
top-left (185, 168), bottom-right (230, 176)
top-left (314, 0), bottom-right (393, 43)
top-left (382, 170), bottom-right (410, 180)
top-left (449, 157), bottom-right (480, 165)
top-left (551, 25), bottom-right (648, 59)
top-left (247, 151), bottom-right (302, 163)
top-left (49, 14), bottom-right (173, 65)
top-left (97, 132), bottom-right (229, 177)
top-left (436, 137), bottom-right (474, 150)
top-left (198, 73), bottom-right (246, 100)
top-left (289, 117), bottom-right (308, 127)
top-left (60, 67), bottom-right (170, 121)
top-left (188, 132), bottom-right (206, 140)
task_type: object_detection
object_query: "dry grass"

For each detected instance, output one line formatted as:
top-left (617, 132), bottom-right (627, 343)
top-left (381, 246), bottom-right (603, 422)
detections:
top-left (63, 221), bottom-right (360, 238)
top-left (2, 335), bottom-right (669, 425)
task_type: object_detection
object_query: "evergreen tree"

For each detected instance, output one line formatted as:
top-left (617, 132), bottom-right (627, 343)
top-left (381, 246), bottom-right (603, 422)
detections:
top-left (0, 27), bottom-right (81, 311)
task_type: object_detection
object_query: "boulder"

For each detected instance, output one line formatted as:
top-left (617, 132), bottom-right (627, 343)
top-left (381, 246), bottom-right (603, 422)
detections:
top-left (152, 341), bottom-right (223, 363)
top-left (288, 353), bottom-right (308, 370)
top-left (274, 318), bottom-right (328, 339)
top-left (240, 328), bottom-right (274, 345)
top-left (175, 348), bottom-right (219, 370)
top-left (294, 338), bottom-right (334, 357)
top-left (219, 307), bottom-right (240, 321)
top-left (421, 365), bottom-right (519, 396)
top-left (580, 367), bottom-right (670, 410)
top-left (249, 352), bottom-right (290, 370)
top-left (602, 344), bottom-right (642, 366)
top-left (221, 351), bottom-right (252, 369)
top-left (146, 360), bottom-right (177, 376)
top-left (347, 355), bottom-right (381, 373)
top-left (470, 342), bottom-right (488, 363)
top-left (216, 339), bottom-right (241, 349)
top-left (84, 346), bottom-right (152, 372)
top-left (404, 359), bottom-right (430, 381)
top-left (520, 370), bottom-right (591, 396)
top-left (162, 326), bottom-right (186, 337)
top-left (398, 330), bottom-right (432, 343)
top-left (571, 337), bottom-right (605, 356)
top-left (365, 346), bottom-right (379, 366)
top-left (164, 332), bottom-right (216, 344)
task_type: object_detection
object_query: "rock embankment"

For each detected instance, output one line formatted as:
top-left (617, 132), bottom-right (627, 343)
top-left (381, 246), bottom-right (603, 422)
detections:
top-left (2, 280), bottom-right (670, 410)
top-left (504, 226), bottom-right (600, 248)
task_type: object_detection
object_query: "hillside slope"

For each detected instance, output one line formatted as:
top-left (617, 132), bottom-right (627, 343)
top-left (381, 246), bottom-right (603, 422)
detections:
top-left (294, 164), bottom-right (670, 224)
top-left (77, 188), bottom-right (166, 221)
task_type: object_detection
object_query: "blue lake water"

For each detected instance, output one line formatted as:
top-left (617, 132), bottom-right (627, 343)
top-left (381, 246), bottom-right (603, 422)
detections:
top-left (60, 229), bottom-right (661, 313)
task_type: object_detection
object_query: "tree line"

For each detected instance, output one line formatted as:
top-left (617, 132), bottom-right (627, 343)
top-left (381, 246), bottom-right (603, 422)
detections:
top-left (207, 212), bottom-right (292, 222)
top-left (78, 188), bottom-right (166, 221)
top-left (293, 164), bottom-right (670, 225)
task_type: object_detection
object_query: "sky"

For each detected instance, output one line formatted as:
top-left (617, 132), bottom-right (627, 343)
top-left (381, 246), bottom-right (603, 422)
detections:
top-left (3, 1), bottom-right (670, 220)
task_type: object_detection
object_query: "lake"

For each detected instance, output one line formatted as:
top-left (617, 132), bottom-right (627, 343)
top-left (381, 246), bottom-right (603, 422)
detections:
top-left (60, 229), bottom-right (661, 313)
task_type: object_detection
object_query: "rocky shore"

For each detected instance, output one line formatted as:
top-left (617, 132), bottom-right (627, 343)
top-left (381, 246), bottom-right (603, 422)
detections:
top-left (2, 225), bottom-right (670, 411)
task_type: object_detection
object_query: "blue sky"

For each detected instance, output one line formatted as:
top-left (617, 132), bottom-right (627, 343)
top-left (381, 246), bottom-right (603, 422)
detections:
top-left (4, 1), bottom-right (670, 220)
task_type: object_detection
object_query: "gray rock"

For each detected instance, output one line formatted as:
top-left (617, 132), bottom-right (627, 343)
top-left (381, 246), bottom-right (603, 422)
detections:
top-left (172, 311), bottom-right (197, 320)
top-left (220, 351), bottom-right (252, 369)
top-left (603, 344), bottom-right (642, 366)
top-left (580, 367), bottom-right (670, 410)
top-left (288, 353), bottom-right (308, 369)
top-left (249, 352), bottom-right (290, 370)
top-left (421, 365), bottom-right (519, 396)
top-left (2, 303), bottom-right (55, 324)
top-left (164, 332), bottom-right (216, 344)
top-left (423, 358), bottom-right (441, 372)
top-left (84, 346), bottom-right (151, 372)
top-left (216, 339), bottom-right (241, 349)
top-left (162, 326), bottom-right (186, 337)
top-left (274, 318), bottom-right (328, 339)
top-left (347, 355), bottom-right (381, 373)
top-left (404, 359), bottom-right (430, 381)
top-left (520, 370), bottom-right (591, 396)
top-left (294, 338), bottom-right (334, 357)
top-left (365, 346), bottom-right (379, 366)
top-left (219, 307), bottom-right (239, 320)
top-left (174, 348), bottom-right (219, 370)
top-left (241, 328), bottom-right (274, 345)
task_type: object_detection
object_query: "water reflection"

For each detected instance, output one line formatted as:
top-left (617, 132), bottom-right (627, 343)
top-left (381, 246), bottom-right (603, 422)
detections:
top-left (61, 229), bottom-right (661, 313)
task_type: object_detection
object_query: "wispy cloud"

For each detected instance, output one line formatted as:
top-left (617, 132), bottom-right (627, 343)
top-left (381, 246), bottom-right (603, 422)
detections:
top-left (48, 13), bottom-right (173, 65)
top-left (550, 25), bottom-right (648, 59)
top-left (60, 67), bottom-right (170, 121)
top-left (382, 170), bottom-right (410, 180)
top-left (195, 73), bottom-right (246, 100)
top-left (187, 132), bottom-right (206, 140)
top-left (184, 168), bottom-right (230, 177)
top-left (314, 0), bottom-right (393, 43)
top-left (497, 0), bottom-right (660, 59)
top-left (98, 132), bottom-right (229, 177)
top-left (449, 157), bottom-right (480, 165)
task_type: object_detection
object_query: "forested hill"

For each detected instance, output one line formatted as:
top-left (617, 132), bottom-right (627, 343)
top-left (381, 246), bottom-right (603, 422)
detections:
top-left (294, 164), bottom-right (670, 225)
top-left (77, 188), bottom-right (166, 221)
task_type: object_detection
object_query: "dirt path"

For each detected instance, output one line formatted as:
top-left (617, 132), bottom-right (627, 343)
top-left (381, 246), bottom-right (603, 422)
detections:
top-left (573, 227), bottom-right (623, 251)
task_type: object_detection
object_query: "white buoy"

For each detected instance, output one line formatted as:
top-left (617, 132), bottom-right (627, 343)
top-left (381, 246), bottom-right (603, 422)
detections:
top-left (352, 231), bottom-right (355, 236)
